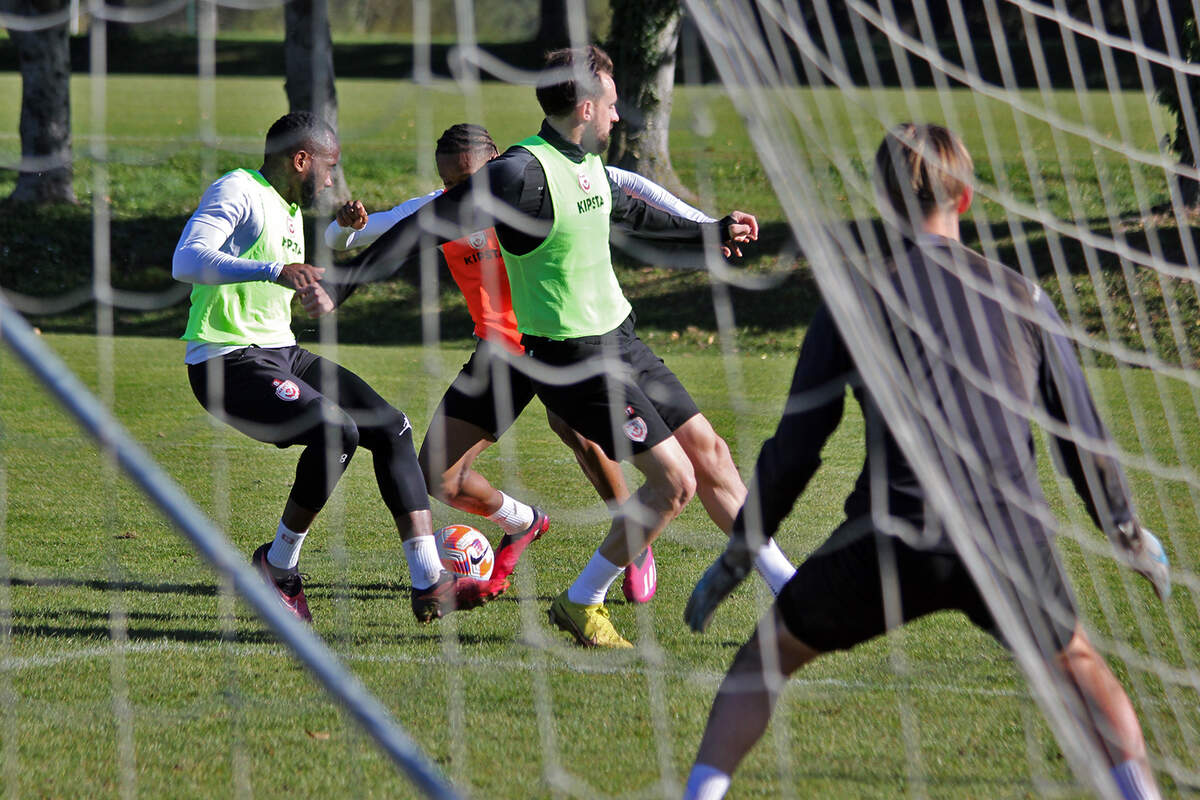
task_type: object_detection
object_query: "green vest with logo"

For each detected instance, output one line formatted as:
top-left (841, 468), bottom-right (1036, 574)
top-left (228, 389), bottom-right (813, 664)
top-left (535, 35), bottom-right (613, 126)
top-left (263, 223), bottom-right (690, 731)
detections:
top-left (499, 135), bottom-right (631, 339)
top-left (182, 169), bottom-right (302, 345)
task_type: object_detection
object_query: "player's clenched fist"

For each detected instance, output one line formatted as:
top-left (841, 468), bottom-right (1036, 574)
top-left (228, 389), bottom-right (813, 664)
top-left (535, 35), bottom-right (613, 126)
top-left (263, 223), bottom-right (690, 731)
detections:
top-left (277, 262), bottom-right (325, 291)
top-left (298, 282), bottom-right (335, 318)
top-left (721, 210), bottom-right (759, 258)
top-left (337, 200), bottom-right (368, 231)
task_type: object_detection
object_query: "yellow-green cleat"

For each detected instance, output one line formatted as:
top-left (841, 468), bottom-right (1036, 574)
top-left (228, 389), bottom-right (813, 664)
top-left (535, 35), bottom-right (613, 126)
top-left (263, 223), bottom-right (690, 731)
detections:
top-left (548, 591), bottom-right (633, 648)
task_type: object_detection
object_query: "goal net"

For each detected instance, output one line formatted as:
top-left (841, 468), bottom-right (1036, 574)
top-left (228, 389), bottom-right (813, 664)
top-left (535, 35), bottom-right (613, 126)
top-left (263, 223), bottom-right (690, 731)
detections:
top-left (683, 1), bottom-right (1200, 797)
top-left (0, 0), bottom-right (1197, 798)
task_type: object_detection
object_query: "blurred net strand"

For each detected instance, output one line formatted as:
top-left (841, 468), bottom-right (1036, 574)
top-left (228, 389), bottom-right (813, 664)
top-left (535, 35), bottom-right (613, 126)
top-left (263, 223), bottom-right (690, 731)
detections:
top-left (987, 0), bottom-right (1200, 735)
top-left (844, 0), bottom-right (1200, 179)
top-left (739, 0), bottom-right (1200, 293)
top-left (720, 0), bottom-right (1200, 394)
top-left (84, 9), bottom-right (140, 796)
top-left (689, 0), bottom-right (1196, 794)
top-left (1003, 0), bottom-right (1200, 76)
top-left (877, 0), bottom-right (1200, 770)
top-left (0, 295), bottom-right (462, 800)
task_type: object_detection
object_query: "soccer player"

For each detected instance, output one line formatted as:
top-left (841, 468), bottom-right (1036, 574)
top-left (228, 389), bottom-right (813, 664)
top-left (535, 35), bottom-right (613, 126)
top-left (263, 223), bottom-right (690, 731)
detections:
top-left (325, 123), bottom-right (718, 603)
top-left (173, 111), bottom-right (493, 626)
top-left (680, 123), bottom-right (1169, 800)
top-left (322, 46), bottom-right (797, 647)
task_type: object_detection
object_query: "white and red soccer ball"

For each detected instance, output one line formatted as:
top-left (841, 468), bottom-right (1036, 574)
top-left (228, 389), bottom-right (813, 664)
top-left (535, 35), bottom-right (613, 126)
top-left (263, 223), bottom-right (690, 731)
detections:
top-left (434, 524), bottom-right (494, 581)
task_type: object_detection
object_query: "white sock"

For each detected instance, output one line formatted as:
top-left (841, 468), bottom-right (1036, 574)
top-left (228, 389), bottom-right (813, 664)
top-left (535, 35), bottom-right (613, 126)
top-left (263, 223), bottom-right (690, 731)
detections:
top-left (683, 763), bottom-right (731, 800)
top-left (566, 551), bottom-right (623, 605)
top-left (487, 492), bottom-right (536, 535)
top-left (266, 521), bottom-right (308, 570)
top-left (753, 539), bottom-right (796, 594)
top-left (1111, 760), bottom-right (1160, 800)
top-left (402, 535), bottom-right (444, 591)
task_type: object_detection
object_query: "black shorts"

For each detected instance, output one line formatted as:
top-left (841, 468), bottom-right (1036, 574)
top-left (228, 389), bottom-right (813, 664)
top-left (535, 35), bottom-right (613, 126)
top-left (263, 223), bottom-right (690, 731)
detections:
top-left (436, 339), bottom-right (538, 439)
top-left (187, 344), bottom-right (410, 448)
top-left (521, 313), bottom-right (700, 461)
top-left (777, 519), bottom-right (1078, 656)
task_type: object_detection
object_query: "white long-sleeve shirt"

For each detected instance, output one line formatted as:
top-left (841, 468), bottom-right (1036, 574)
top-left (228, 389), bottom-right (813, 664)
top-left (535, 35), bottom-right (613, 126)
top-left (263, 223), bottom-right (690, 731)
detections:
top-left (323, 167), bottom-right (714, 252)
top-left (173, 169), bottom-right (293, 364)
top-left (173, 170), bottom-right (286, 285)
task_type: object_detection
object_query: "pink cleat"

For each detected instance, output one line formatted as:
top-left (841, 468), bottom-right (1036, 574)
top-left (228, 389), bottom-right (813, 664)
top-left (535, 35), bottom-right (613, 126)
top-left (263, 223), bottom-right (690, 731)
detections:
top-left (621, 545), bottom-right (657, 603)
top-left (252, 543), bottom-right (313, 622)
top-left (411, 571), bottom-right (500, 623)
top-left (492, 508), bottom-right (550, 584)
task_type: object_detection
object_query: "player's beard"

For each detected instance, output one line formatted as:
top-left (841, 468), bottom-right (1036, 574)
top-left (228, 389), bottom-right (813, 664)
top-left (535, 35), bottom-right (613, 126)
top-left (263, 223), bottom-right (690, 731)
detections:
top-left (299, 172), bottom-right (322, 209)
top-left (585, 127), bottom-right (610, 156)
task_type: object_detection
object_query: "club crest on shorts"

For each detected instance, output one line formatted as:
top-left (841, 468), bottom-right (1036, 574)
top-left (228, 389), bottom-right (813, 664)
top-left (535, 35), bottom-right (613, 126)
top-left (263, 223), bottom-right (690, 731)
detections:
top-left (577, 171), bottom-right (591, 192)
top-left (623, 414), bottom-right (648, 443)
top-left (467, 230), bottom-right (488, 250)
top-left (272, 379), bottom-right (300, 402)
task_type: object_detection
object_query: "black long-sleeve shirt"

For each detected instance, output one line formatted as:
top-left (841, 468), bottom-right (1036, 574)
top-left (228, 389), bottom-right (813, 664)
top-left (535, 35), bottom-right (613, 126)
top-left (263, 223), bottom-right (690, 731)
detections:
top-left (736, 235), bottom-right (1133, 554)
top-left (324, 121), bottom-right (731, 304)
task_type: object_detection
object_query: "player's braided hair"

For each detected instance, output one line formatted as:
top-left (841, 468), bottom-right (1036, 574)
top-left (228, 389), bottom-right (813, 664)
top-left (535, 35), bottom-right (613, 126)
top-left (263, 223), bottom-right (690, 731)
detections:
top-left (435, 123), bottom-right (499, 158)
top-left (536, 45), bottom-right (614, 117)
top-left (264, 111), bottom-right (336, 161)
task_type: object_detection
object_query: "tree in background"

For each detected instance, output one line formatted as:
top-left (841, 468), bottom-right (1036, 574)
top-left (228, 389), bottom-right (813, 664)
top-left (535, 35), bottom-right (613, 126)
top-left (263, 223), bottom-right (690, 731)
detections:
top-left (534, 0), bottom-right (613, 57)
top-left (1157, 13), bottom-right (1200, 206)
top-left (283, 0), bottom-right (348, 211)
top-left (2, 0), bottom-right (76, 205)
top-left (536, 0), bottom-right (571, 51)
top-left (605, 0), bottom-right (684, 192)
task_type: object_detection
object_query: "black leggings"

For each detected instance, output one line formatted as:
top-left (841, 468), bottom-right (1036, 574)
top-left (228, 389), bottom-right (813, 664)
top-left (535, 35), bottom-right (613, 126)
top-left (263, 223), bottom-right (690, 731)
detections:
top-left (188, 345), bottom-right (429, 517)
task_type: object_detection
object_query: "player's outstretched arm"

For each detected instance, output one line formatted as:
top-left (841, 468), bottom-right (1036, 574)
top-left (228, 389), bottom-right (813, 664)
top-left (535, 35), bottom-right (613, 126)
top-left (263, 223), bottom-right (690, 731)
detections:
top-left (324, 193), bottom-right (442, 252)
top-left (1036, 296), bottom-right (1170, 600)
top-left (606, 166), bottom-right (716, 223)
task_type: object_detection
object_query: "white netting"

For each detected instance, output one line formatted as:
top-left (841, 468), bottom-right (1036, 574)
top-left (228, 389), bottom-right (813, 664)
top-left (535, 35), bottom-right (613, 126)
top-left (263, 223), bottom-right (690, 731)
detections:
top-left (1, 1), bottom-right (1199, 798)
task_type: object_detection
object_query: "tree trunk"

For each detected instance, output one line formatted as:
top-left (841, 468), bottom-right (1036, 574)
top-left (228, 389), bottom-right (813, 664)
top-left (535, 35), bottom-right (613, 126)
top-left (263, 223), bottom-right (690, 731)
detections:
top-left (536, 0), bottom-right (571, 52)
top-left (4, 0), bottom-right (76, 206)
top-left (605, 2), bottom-right (685, 194)
top-left (283, 0), bottom-right (348, 212)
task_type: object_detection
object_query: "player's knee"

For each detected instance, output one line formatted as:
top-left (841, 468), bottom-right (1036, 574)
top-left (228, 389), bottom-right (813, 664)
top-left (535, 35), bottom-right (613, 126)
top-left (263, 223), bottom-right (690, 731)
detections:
top-left (1054, 628), bottom-right (1100, 676)
top-left (433, 464), bottom-right (466, 504)
top-left (416, 444), bottom-right (437, 493)
top-left (324, 406), bottom-right (360, 456)
top-left (359, 405), bottom-right (411, 450)
top-left (656, 458), bottom-right (697, 516)
top-left (706, 433), bottom-right (735, 477)
top-left (417, 446), bottom-right (462, 503)
top-left (692, 428), bottom-right (734, 480)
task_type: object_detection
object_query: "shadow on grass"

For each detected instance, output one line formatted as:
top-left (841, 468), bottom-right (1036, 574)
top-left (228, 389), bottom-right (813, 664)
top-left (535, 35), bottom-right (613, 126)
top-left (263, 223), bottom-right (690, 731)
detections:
top-left (12, 574), bottom-right (218, 596)
top-left (8, 212), bottom-right (1200, 363)
top-left (8, 615), bottom-right (279, 645)
top-left (397, 630), bottom-right (516, 647)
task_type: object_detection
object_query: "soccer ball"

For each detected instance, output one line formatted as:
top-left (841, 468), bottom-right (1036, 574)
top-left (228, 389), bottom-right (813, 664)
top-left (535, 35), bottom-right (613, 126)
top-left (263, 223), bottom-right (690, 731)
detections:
top-left (434, 524), bottom-right (494, 581)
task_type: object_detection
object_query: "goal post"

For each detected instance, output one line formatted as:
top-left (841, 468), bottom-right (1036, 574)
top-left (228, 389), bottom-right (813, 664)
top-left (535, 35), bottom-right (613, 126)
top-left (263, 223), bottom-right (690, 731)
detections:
top-left (0, 295), bottom-right (460, 800)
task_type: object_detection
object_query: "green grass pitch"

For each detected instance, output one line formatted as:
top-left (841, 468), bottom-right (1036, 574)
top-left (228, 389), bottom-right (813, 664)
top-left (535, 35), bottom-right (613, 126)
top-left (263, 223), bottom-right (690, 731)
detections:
top-left (1, 335), bottom-right (1194, 798)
